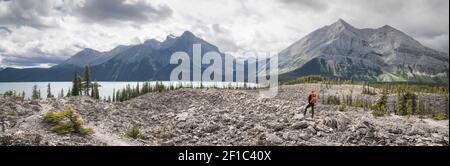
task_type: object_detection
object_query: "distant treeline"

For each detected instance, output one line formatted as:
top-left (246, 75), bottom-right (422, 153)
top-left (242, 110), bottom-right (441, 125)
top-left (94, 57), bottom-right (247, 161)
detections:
top-left (289, 75), bottom-right (449, 120)
top-left (283, 75), bottom-right (449, 94)
top-left (110, 81), bottom-right (258, 103)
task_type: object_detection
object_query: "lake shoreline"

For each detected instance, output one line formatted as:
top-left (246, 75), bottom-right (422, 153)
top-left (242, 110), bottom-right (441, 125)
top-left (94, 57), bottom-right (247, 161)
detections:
top-left (0, 81), bottom-right (261, 100)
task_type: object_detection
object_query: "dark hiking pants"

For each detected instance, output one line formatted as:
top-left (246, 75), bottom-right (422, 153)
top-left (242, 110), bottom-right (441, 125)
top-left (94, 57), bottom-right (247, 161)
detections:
top-left (304, 103), bottom-right (315, 118)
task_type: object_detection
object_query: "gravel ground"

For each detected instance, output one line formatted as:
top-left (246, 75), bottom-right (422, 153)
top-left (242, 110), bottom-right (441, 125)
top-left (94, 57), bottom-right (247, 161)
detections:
top-left (1, 84), bottom-right (448, 146)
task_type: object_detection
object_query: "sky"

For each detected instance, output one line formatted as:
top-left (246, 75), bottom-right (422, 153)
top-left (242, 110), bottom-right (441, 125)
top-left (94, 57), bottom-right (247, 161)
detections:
top-left (0, 0), bottom-right (448, 68)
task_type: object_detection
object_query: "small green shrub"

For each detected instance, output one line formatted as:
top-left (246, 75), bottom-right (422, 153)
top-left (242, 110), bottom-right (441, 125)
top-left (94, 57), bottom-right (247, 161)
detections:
top-left (326, 95), bottom-right (341, 105)
top-left (372, 103), bottom-right (388, 117)
top-left (372, 89), bottom-right (388, 117)
top-left (124, 126), bottom-right (141, 139)
top-left (50, 122), bottom-right (74, 134)
top-left (444, 94), bottom-right (449, 117)
top-left (416, 100), bottom-right (427, 118)
top-left (172, 121), bottom-right (177, 129)
top-left (162, 121), bottom-right (169, 133)
top-left (362, 83), bottom-right (377, 95)
top-left (338, 104), bottom-right (347, 112)
top-left (396, 91), bottom-right (417, 116)
top-left (432, 109), bottom-right (448, 120)
top-left (43, 109), bottom-right (66, 124)
top-left (352, 98), bottom-right (372, 109)
top-left (43, 105), bottom-right (93, 135)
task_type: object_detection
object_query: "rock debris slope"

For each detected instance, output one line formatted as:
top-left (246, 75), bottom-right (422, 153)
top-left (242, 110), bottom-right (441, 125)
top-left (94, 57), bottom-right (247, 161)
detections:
top-left (1, 84), bottom-right (448, 146)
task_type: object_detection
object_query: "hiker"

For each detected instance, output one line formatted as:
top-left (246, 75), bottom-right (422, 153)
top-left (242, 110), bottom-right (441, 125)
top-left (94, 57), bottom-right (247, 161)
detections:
top-left (304, 90), bottom-right (317, 118)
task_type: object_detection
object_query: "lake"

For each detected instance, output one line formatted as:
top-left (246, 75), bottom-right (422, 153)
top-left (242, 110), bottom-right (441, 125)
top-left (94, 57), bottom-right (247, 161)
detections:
top-left (0, 81), bottom-right (259, 100)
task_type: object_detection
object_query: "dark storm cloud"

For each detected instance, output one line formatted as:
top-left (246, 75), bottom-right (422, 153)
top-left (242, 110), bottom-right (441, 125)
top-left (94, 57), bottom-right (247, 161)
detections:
top-left (0, 0), bottom-right (55, 29)
top-left (1, 55), bottom-right (64, 66)
top-left (0, 0), bottom-right (175, 68)
top-left (0, 26), bottom-right (12, 34)
top-left (1, 52), bottom-right (66, 67)
top-left (0, 46), bottom-right (72, 67)
top-left (75, 0), bottom-right (173, 24)
top-left (280, 0), bottom-right (329, 12)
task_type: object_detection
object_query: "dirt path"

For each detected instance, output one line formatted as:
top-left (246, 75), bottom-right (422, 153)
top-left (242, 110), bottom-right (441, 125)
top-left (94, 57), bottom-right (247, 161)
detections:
top-left (92, 128), bottom-right (134, 146)
top-left (422, 118), bottom-right (449, 128)
top-left (87, 123), bottom-right (137, 146)
top-left (36, 102), bottom-right (136, 146)
top-left (18, 103), bottom-right (52, 130)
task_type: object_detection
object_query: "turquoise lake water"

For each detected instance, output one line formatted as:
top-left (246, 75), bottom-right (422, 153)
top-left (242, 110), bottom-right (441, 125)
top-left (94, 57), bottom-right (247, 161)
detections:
top-left (0, 81), bottom-right (259, 100)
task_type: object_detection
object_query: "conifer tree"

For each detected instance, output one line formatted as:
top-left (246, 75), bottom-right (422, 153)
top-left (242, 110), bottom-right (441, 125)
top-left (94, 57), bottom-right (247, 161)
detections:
top-left (142, 82), bottom-right (148, 93)
top-left (83, 65), bottom-right (91, 96)
top-left (112, 88), bottom-right (115, 102)
top-left (21, 91), bottom-right (25, 100)
top-left (32, 84), bottom-right (40, 100)
top-left (94, 83), bottom-right (100, 100)
top-left (372, 89), bottom-right (388, 117)
top-left (136, 83), bottom-right (140, 96)
top-left (72, 72), bottom-right (80, 96)
top-left (116, 90), bottom-right (121, 102)
top-left (91, 84), bottom-right (95, 98)
top-left (88, 82), bottom-right (100, 100)
top-left (417, 99), bottom-right (426, 117)
top-left (77, 74), bottom-right (82, 95)
top-left (47, 83), bottom-right (54, 98)
top-left (445, 94), bottom-right (449, 117)
top-left (121, 88), bottom-right (126, 101)
top-left (66, 88), bottom-right (71, 97)
top-left (396, 92), bottom-right (406, 115)
top-left (59, 88), bottom-right (64, 98)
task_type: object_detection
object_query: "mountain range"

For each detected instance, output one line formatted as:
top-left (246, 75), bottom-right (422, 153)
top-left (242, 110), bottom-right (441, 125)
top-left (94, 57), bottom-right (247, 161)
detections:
top-left (0, 19), bottom-right (448, 83)
top-left (277, 19), bottom-right (449, 83)
top-left (0, 31), bottom-right (228, 81)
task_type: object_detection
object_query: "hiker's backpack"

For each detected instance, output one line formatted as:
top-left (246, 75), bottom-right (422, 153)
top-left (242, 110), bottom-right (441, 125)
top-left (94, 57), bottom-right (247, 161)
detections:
top-left (310, 92), bottom-right (317, 104)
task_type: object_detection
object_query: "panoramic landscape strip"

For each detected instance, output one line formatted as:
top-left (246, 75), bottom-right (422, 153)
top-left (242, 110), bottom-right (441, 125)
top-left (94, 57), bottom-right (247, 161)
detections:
top-left (0, 0), bottom-right (448, 150)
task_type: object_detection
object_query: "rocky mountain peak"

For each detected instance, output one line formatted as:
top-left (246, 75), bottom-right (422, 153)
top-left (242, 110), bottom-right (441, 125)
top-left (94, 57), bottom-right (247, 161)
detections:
top-left (80, 48), bottom-right (100, 54)
top-left (166, 34), bottom-right (176, 40)
top-left (144, 39), bottom-right (160, 45)
top-left (58, 48), bottom-right (103, 67)
top-left (330, 19), bottom-right (356, 31)
top-left (336, 19), bottom-right (350, 26)
top-left (143, 39), bottom-right (161, 49)
top-left (277, 19), bottom-right (449, 82)
top-left (181, 30), bottom-right (195, 38)
top-left (380, 24), bottom-right (394, 30)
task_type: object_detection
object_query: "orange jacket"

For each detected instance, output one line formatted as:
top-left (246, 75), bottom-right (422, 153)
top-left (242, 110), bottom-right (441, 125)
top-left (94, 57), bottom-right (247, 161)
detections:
top-left (309, 91), bottom-right (317, 104)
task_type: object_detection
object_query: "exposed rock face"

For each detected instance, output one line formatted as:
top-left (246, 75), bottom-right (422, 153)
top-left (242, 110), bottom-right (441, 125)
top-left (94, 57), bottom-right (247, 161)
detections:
top-left (277, 19), bottom-right (449, 82)
top-left (0, 84), bottom-right (448, 146)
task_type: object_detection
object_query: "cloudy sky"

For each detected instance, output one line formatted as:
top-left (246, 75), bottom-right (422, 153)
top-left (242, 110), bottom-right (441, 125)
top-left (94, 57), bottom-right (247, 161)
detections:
top-left (0, 0), bottom-right (448, 68)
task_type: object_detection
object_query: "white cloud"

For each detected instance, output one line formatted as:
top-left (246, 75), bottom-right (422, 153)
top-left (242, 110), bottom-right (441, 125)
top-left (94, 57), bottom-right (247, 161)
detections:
top-left (0, 0), bottom-right (448, 67)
